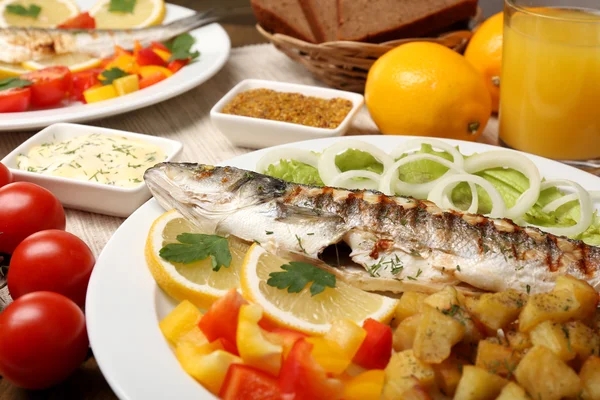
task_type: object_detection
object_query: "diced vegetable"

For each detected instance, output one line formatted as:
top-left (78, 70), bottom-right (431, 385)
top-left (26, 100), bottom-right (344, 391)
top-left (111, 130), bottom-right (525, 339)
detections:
top-left (453, 365), bottom-right (507, 400)
top-left (518, 289), bottom-right (581, 332)
top-left (353, 318), bottom-right (393, 369)
top-left (198, 289), bottom-right (247, 355)
top-left (150, 41), bottom-right (170, 52)
top-left (475, 339), bottom-right (521, 378)
top-left (219, 364), bottom-right (281, 400)
top-left (103, 55), bottom-right (138, 75)
top-left (71, 69), bottom-right (101, 102)
top-left (306, 337), bottom-right (352, 375)
top-left (580, 356), bottom-right (600, 400)
top-left (413, 306), bottom-right (465, 363)
top-left (167, 59), bottom-right (189, 73)
top-left (264, 327), bottom-right (306, 358)
top-left (139, 72), bottom-right (168, 89)
top-left (324, 319), bottom-right (366, 359)
top-left (515, 345), bottom-right (582, 400)
top-left (178, 326), bottom-right (208, 347)
top-left (564, 321), bottom-right (600, 362)
top-left (135, 47), bottom-right (166, 67)
top-left (57, 12), bottom-right (95, 29)
top-left (159, 300), bottom-right (202, 345)
top-left (495, 382), bottom-right (530, 400)
top-left (505, 329), bottom-right (532, 351)
top-left (83, 84), bottom-right (117, 104)
top-left (385, 350), bottom-right (436, 388)
top-left (424, 286), bottom-right (464, 311)
top-left (114, 46), bottom-right (132, 57)
top-left (342, 370), bottom-right (385, 400)
top-left (0, 87), bottom-right (31, 113)
top-left (236, 304), bottom-right (282, 376)
top-left (153, 49), bottom-right (172, 63)
top-left (138, 65), bottom-right (173, 79)
top-left (112, 74), bottom-right (139, 96)
top-left (394, 291), bottom-right (428, 323)
top-left (393, 313), bottom-right (421, 351)
top-left (554, 275), bottom-right (598, 320)
top-left (465, 289), bottom-right (526, 330)
top-left (530, 321), bottom-right (576, 361)
top-left (433, 355), bottom-right (464, 397)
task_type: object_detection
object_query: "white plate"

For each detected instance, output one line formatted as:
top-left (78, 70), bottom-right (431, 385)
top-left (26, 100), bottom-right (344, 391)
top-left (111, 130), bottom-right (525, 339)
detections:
top-left (86, 136), bottom-right (600, 400)
top-left (0, 1), bottom-right (231, 132)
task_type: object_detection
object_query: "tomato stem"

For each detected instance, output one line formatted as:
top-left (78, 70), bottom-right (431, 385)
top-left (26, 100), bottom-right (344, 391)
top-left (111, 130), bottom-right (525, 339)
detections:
top-left (468, 122), bottom-right (481, 134)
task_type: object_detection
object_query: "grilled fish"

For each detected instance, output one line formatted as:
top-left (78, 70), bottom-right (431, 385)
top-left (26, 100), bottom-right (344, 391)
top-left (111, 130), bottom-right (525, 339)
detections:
top-left (0, 10), bottom-right (217, 63)
top-left (144, 163), bottom-right (600, 295)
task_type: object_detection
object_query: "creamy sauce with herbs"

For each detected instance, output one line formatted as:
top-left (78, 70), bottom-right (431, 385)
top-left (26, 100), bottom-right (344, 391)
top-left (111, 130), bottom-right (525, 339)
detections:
top-left (16, 134), bottom-right (166, 188)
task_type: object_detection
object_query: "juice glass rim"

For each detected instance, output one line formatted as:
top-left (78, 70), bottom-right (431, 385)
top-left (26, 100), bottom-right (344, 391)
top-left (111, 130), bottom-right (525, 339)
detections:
top-left (505, 0), bottom-right (600, 23)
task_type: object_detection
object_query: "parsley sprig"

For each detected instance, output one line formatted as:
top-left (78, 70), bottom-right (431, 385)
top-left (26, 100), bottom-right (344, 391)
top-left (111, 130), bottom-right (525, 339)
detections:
top-left (109, 0), bottom-right (136, 13)
top-left (267, 262), bottom-right (336, 296)
top-left (100, 68), bottom-right (128, 85)
top-left (0, 77), bottom-right (32, 92)
top-left (160, 233), bottom-right (232, 271)
top-left (6, 4), bottom-right (41, 18)
top-left (164, 33), bottom-right (200, 62)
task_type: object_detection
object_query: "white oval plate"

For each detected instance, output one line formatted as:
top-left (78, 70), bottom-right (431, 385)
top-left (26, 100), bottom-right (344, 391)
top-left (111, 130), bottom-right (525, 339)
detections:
top-left (0, 1), bottom-right (230, 132)
top-left (86, 136), bottom-right (600, 400)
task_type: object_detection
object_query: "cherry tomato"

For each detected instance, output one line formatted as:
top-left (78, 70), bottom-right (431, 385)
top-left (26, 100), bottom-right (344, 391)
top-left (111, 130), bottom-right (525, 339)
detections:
top-left (0, 162), bottom-right (12, 188)
top-left (57, 12), bottom-right (96, 29)
top-left (0, 182), bottom-right (65, 254)
top-left (0, 292), bottom-right (89, 389)
top-left (71, 69), bottom-right (101, 102)
top-left (8, 230), bottom-right (95, 308)
top-left (21, 66), bottom-right (72, 108)
top-left (0, 87), bottom-right (31, 113)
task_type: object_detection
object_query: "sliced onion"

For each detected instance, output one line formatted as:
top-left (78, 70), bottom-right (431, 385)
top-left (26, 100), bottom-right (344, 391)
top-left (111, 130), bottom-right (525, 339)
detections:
top-left (390, 138), bottom-right (466, 169)
top-left (464, 151), bottom-right (541, 220)
top-left (318, 140), bottom-right (393, 186)
top-left (428, 174), bottom-right (508, 218)
top-left (526, 180), bottom-right (593, 238)
top-left (256, 148), bottom-right (319, 173)
top-left (542, 193), bottom-right (578, 213)
top-left (379, 154), bottom-right (464, 197)
top-left (330, 170), bottom-right (381, 190)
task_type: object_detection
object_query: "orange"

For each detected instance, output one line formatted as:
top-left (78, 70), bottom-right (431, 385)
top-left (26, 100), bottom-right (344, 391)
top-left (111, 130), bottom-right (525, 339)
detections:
top-left (365, 42), bottom-right (492, 142)
top-left (465, 12), bottom-right (504, 112)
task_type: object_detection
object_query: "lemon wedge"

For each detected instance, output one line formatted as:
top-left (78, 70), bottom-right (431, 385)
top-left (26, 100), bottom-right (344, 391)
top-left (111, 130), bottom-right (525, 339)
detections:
top-left (22, 53), bottom-right (102, 72)
top-left (145, 210), bottom-right (250, 310)
top-left (0, 0), bottom-right (78, 28)
top-left (89, 0), bottom-right (165, 29)
top-left (240, 243), bottom-right (399, 334)
top-left (0, 61), bottom-right (28, 78)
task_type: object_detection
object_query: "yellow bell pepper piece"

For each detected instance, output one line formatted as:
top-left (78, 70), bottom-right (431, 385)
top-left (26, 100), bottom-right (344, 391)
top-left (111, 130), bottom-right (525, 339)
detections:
top-left (138, 65), bottom-right (173, 79)
top-left (159, 300), bottom-right (203, 345)
top-left (306, 337), bottom-right (352, 375)
top-left (237, 304), bottom-right (282, 376)
top-left (343, 370), bottom-right (386, 400)
top-left (113, 74), bottom-right (140, 96)
top-left (324, 319), bottom-right (367, 359)
top-left (83, 84), bottom-right (118, 104)
top-left (153, 48), bottom-right (172, 62)
top-left (103, 54), bottom-right (139, 75)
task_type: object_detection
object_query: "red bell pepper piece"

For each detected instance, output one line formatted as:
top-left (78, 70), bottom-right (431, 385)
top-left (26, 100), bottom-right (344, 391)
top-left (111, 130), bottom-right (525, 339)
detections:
top-left (139, 72), bottom-right (167, 89)
top-left (166, 58), bottom-right (189, 74)
top-left (150, 41), bottom-right (170, 53)
top-left (269, 327), bottom-right (307, 357)
top-left (279, 339), bottom-right (343, 400)
top-left (353, 318), bottom-right (393, 369)
top-left (135, 47), bottom-right (166, 67)
top-left (220, 364), bottom-right (281, 400)
top-left (71, 68), bottom-right (101, 102)
top-left (198, 289), bottom-right (247, 355)
top-left (114, 45), bottom-right (132, 57)
top-left (57, 12), bottom-right (96, 29)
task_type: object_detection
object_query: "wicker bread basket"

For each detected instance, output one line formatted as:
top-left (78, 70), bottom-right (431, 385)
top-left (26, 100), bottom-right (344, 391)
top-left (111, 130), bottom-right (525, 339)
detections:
top-left (257, 8), bottom-right (483, 93)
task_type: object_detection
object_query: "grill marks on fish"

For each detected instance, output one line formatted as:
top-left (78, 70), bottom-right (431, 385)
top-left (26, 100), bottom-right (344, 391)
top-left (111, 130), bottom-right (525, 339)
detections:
top-left (144, 163), bottom-right (600, 294)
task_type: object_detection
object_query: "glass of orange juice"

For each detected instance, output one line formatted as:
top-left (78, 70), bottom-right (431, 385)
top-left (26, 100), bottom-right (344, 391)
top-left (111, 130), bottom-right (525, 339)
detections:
top-left (499, 0), bottom-right (600, 164)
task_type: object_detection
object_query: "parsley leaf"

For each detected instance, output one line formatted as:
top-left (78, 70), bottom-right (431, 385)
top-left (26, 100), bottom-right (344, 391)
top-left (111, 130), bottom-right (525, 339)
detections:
top-left (267, 262), bottom-right (336, 296)
top-left (109, 0), bottom-right (136, 13)
top-left (164, 33), bottom-right (200, 62)
top-left (6, 4), bottom-right (41, 18)
top-left (100, 68), bottom-right (128, 85)
top-left (159, 233), bottom-right (231, 271)
top-left (0, 77), bottom-right (32, 92)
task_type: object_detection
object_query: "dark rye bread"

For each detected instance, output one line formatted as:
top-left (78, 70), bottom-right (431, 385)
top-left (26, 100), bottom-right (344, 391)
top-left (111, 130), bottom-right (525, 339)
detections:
top-left (251, 0), bottom-right (317, 43)
top-left (337, 0), bottom-right (479, 43)
top-left (299, 0), bottom-right (338, 42)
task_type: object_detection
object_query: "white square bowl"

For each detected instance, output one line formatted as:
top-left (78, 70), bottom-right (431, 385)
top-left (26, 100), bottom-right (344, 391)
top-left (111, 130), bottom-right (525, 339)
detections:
top-left (1, 123), bottom-right (183, 218)
top-left (210, 79), bottom-right (365, 148)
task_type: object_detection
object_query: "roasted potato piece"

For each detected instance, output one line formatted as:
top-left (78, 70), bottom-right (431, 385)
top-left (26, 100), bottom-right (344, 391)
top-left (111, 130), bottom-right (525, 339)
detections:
top-left (414, 306), bottom-right (465, 364)
top-left (496, 382), bottom-right (530, 400)
top-left (385, 350), bottom-right (436, 388)
top-left (515, 345), bottom-right (581, 400)
top-left (424, 286), bottom-right (463, 310)
top-left (505, 329), bottom-right (532, 351)
top-left (530, 321), bottom-right (576, 361)
top-left (518, 289), bottom-right (580, 332)
top-left (395, 292), bottom-right (428, 324)
top-left (554, 275), bottom-right (598, 320)
top-left (580, 356), bottom-right (600, 400)
top-left (393, 313), bottom-right (421, 351)
top-left (475, 339), bottom-right (521, 378)
top-left (382, 376), bottom-right (431, 400)
top-left (466, 289), bottom-right (526, 331)
top-left (453, 365), bottom-right (507, 400)
top-left (565, 321), bottom-right (600, 362)
top-left (433, 354), bottom-right (464, 397)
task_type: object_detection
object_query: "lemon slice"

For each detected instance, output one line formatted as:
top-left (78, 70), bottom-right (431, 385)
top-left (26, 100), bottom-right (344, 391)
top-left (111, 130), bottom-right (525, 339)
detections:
top-left (89, 0), bottom-right (165, 29)
top-left (146, 210), bottom-right (250, 310)
top-left (0, 0), bottom-right (78, 28)
top-left (22, 53), bottom-right (102, 72)
top-left (0, 61), bottom-right (28, 78)
top-left (241, 243), bottom-right (399, 334)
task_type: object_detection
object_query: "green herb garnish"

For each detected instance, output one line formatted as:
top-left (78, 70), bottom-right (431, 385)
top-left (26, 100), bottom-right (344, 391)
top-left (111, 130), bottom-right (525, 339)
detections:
top-left (6, 4), bottom-right (41, 18)
top-left (164, 33), bottom-right (200, 62)
top-left (159, 233), bottom-right (231, 271)
top-left (100, 68), bottom-right (128, 85)
top-left (109, 0), bottom-right (136, 13)
top-left (0, 77), bottom-right (32, 92)
top-left (267, 261), bottom-right (336, 296)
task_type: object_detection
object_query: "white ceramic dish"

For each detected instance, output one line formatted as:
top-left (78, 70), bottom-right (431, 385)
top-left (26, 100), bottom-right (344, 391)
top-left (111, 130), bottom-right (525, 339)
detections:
top-left (86, 135), bottom-right (600, 400)
top-left (210, 79), bottom-right (365, 148)
top-left (1, 123), bottom-right (183, 217)
top-left (0, 1), bottom-right (231, 132)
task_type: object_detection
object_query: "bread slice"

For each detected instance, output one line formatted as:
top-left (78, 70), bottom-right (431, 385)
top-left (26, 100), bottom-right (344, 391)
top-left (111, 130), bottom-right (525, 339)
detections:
top-left (299, 0), bottom-right (338, 42)
top-left (251, 0), bottom-right (317, 43)
top-left (337, 0), bottom-right (479, 43)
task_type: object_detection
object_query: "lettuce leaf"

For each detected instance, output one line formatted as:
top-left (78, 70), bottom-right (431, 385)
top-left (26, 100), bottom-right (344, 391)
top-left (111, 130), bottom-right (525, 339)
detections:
top-left (265, 160), bottom-right (323, 186)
